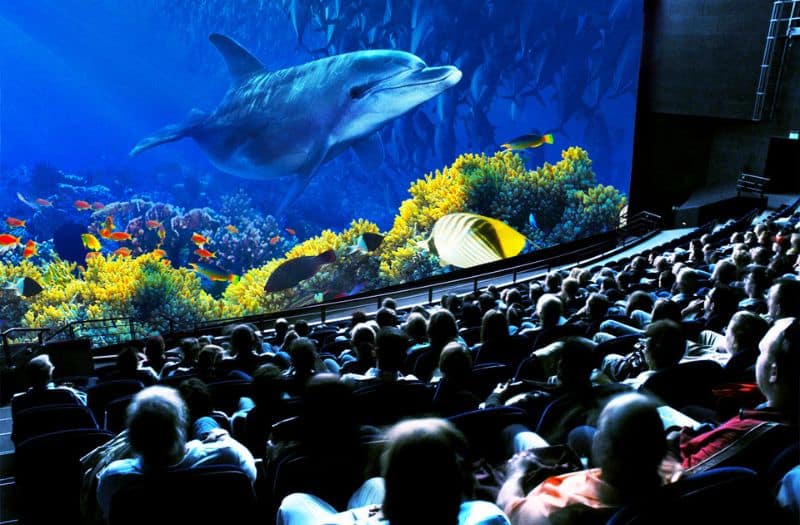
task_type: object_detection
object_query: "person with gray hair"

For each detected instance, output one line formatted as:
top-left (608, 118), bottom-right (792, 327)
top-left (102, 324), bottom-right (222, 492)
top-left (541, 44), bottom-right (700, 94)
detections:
top-left (96, 386), bottom-right (256, 521)
top-left (11, 353), bottom-right (87, 416)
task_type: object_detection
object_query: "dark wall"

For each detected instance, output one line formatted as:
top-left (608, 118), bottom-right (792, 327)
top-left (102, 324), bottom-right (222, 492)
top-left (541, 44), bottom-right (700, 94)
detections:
top-left (630, 0), bottom-right (800, 220)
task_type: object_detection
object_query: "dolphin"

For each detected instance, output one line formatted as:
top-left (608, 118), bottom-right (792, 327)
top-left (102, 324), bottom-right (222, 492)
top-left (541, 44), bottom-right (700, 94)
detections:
top-left (130, 33), bottom-right (462, 212)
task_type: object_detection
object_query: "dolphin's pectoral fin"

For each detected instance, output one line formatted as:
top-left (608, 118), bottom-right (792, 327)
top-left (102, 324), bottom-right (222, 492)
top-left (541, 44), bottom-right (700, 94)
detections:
top-left (275, 172), bottom-right (315, 217)
top-left (350, 132), bottom-right (385, 171)
top-left (130, 108), bottom-right (207, 157)
top-left (209, 33), bottom-right (265, 85)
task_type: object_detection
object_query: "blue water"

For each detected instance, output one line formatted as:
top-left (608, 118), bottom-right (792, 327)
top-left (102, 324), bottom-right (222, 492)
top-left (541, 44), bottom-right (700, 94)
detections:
top-left (0, 0), bottom-right (643, 311)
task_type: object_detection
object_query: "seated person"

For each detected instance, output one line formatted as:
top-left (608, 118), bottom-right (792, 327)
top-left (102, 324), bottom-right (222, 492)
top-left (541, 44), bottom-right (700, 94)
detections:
top-left (104, 347), bottom-right (158, 386)
top-left (497, 392), bottom-right (678, 525)
top-left (278, 417), bottom-right (510, 525)
top-left (342, 327), bottom-right (417, 388)
top-left (432, 342), bottom-right (480, 417)
top-left (96, 386), bottom-right (256, 521)
top-left (339, 323), bottom-right (377, 374)
top-left (11, 354), bottom-right (87, 416)
top-left (676, 317), bottom-right (799, 471)
top-left (161, 337), bottom-right (201, 378)
top-left (600, 320), bottom-right (685, 389)
top-left (738, 265), bottom-right (770, 314)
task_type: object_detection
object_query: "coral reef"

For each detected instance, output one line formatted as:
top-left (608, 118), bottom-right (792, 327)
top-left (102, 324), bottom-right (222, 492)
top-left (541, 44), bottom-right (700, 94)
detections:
top-left (225, 219), bottom-right (381, 315)
top-left (19, 253), bottom-right (239, 334)
top-left (379, 147), bottom-right (625, 283)
top-left (2, 148), bottom-right (623, 334)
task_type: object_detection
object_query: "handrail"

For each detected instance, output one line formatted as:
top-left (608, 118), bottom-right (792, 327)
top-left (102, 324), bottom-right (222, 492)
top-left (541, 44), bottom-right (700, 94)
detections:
top-left (1, 327), bottom-right (50, 368)
top-left (42, 316), bottom-right (144, 346)
top-left (188, 211), bottom-right (663, 334)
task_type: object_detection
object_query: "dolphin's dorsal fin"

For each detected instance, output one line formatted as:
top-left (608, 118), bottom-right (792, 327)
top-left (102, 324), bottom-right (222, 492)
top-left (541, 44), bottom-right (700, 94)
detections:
top-left (208, 33), bottom-right (265, 84)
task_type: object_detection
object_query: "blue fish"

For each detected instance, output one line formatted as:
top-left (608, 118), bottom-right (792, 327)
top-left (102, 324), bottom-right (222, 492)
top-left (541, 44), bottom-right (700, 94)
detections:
top-left (131, 34), bottom-right (462, 213)
top-left (529, 213), bottom-right (538, 229)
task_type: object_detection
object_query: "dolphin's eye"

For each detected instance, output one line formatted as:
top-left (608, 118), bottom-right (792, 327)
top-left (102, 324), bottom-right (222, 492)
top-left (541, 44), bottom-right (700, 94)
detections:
top-left (350, 79), bottom-right (382, 99)
top-left (350, 85), bottom-right (367, 99)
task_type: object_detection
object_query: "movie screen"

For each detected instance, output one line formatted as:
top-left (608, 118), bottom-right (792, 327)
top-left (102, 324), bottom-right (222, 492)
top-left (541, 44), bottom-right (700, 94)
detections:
top-left (0, 0), bottom-right (642, 333)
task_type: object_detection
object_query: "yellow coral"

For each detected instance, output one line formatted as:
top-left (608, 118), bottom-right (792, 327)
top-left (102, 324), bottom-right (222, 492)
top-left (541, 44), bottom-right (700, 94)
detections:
top-left (225, 219), bottom-right (381, 315)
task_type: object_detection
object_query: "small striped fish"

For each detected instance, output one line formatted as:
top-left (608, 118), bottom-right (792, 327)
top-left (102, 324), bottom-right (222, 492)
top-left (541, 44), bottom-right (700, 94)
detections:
top-left (417, 213), bottom-right (528, 268)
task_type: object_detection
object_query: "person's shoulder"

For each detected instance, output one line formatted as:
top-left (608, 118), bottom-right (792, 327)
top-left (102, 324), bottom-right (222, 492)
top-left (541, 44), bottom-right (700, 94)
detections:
top-left (99, 457), bottom-right (141, 480)
top-left (459, 500), bottom-right (511, 525)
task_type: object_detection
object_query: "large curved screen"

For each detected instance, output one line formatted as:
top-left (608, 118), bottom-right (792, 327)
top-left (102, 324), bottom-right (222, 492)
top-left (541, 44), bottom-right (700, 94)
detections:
top-left (0, 0), bottom-right (643, 332)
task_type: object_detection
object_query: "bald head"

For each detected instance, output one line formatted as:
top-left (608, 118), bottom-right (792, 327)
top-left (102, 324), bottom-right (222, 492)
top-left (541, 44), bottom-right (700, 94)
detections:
top-left (756, 317), bottom-right (800, 412)
top-left (592, 393), bottom-right (665, 497)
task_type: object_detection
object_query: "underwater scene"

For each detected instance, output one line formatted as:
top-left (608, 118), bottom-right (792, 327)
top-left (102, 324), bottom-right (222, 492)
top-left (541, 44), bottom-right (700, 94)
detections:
top-left (0, 0), bottom-right (642, 334)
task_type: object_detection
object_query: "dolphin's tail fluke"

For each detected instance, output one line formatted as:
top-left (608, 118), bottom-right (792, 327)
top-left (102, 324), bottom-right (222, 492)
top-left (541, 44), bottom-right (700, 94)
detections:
top-left (129, 109), bottom-right (207, 156)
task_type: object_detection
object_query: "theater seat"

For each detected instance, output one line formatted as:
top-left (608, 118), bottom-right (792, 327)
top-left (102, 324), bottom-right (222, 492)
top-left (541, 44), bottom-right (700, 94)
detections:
top-left (607, 467), bottom-right (787, 525)
top-left (108, 465), bottom-right (256, 525)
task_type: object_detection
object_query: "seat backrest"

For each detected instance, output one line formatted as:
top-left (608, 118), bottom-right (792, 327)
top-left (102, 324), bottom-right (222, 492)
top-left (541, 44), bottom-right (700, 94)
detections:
top-left (207, 379), bottom-right (252, 415)
top-left (15, 428), bottom-right (113, 524)
top-left (87, 379), bottom-right (144, 421)
top-left (468, 362), bottom-right (511, 399)
top-left (641, 360), bottom-right (723, 410)
top-left (12, 403), bottom-right (98, 444)
top-left (108, 465), bottom-right (256, 525)
top-left (353, 381), bottom-right (433, 426)
top-left (607, 467), bottom-right (782, 525)
top-left (104, 394), bottom-right (134, 433)
top-left (448, 406), bottom-right (529, 463)
top-left (11, 387), bottom-right (83, 417)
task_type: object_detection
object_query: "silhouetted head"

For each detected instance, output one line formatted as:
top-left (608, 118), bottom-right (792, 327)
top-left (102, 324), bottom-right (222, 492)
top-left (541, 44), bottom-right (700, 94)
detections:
top-left (382, 418), bottom-right (472, 525)
top-left (177, 377), bottom-right (213, 423)
top-left (725, 311), bottom-right (769, 355)
top-left (376, 307), bottom-right (398, 328)
top-left (768, 279), bottom-right (800, 321)
top-left (292, 319), bottom-right (310, 337)
top-left (179, 337), bottom-right (201, 364)
top-left (439, 341), bottom-right (472, 385)
top-left (144, 335), bottom-right (165, 368)
top-left (756, 317), bottom-right (800, 413)
top-left (428, 309), bottom-right (458, 350)
top-left (126, 386), bottom-right (188, 467)
top-left (481, 309), bottom-right (508, 343)
top-left (403, 313), bottom-right (428, 343)
top-left (591, 393), bottom-right (665, 498)
top-left (116, 347), bottom-right (140, 376)
top-left (382, 297), bottom-right (398, 310)
top-left (536, 294), bottom-right (563, 329)
top-left (289, 337), bottom-right (318, 373)
top-left (24, 354), bottom-right (54, 389)
top-left (556, 338), bottom-right (594, 390)
top-left (251, 363), bottom-right (284, 408)
top-left (376, 327), bottom-right (410, 372)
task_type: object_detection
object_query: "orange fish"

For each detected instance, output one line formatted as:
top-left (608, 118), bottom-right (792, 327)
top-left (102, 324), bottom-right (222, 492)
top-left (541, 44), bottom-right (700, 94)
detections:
top-left (285, 227), bottom-right (296, 236)
top-left (152, 249), bottom-right (167, 258)
top-left (194, 248), bottom-right (216, 259)
top-left (269, 235), bottom-right (281, 245)
top-left (225, 224), bottom-right (239, 234)
top-left (91, 202), bottom-right (105, 210)
top-left (146, 220), bottom-right (162, 230)
top-left (23, 240), bottom-right (38, 258)
top-left (74, 200), bottom-right (91, 211)
top-left (99, 228), bottom-right (113, 239)
top-left (85, 251), bottom-right (102, 261)
top-left (109, 232), bottom-right (132, 242)
top-left (35, 198), bottom-right (53, 207)
top-left (157, 226), bottom-right (166, 242)
top-left (113, 247), bottom-right (132, 257)
top-left (6, 217), bottom-right (26, 228)
top-left (191, 233), bottom-right (210, 246)
top-left (0, 234), bottom-right (21, 247)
